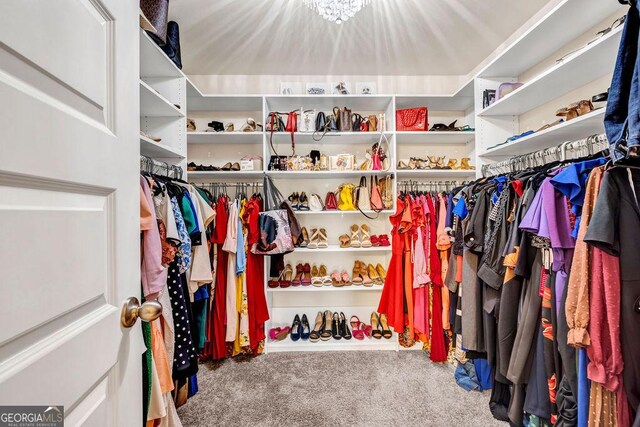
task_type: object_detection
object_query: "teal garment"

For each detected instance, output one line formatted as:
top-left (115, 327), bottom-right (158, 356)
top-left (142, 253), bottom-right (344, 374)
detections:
top-left (180, 190), bottom-right (199, 235)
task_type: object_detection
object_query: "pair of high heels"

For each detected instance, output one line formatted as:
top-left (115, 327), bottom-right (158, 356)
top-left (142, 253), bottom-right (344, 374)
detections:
top-left (351, 261), bottom-right (385, 287)
top-left (309, 311), bottom-right (351, 342)
top-left (370, 312), bottom-right (393, 339)
top-left (288, 192), bottom-right (309, 210)
top-left (339, 224), bottom-right (371, 248)
top-left (290, 314), bottom-right (311, 341)
top-left (268, 263), bottom-right (294, 288)
top-left (298, 227), bottom-right (328, 249)
top-left (310, 264), bottom-right (332, 287)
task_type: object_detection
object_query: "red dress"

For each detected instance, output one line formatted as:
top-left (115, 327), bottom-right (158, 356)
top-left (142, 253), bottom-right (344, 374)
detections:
top-left (378, 197), bottom-right (412, 333)
top-left (426, 195), bottom-right (446, 362)
top-left (204, 196), bottom-right (229, 360)
top-left (243, 196), bottom-right (269, 353)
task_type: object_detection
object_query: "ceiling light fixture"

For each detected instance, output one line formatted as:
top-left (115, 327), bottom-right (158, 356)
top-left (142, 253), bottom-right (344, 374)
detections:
top-left (303, 0), bottom-right (372, 24)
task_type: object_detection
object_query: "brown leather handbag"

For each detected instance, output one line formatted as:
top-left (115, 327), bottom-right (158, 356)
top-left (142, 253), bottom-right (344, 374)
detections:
top-left (335, 107), bottom-right (353, 132)
top-left (396, 107), bottom-right (428, 131)
top-left (368, 114), bottom-right (378, 132)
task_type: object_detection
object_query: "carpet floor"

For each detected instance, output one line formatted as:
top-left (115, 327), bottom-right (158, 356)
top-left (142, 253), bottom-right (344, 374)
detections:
top-left (177, 351), bottom-right (504, 426)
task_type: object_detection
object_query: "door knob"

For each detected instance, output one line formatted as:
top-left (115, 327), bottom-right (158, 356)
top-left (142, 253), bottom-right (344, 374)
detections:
top-left (121, 297), bottom-right (162, 328)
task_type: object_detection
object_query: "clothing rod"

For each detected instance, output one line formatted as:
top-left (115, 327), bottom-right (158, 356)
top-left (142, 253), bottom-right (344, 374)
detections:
top-left (191, 182), bottom-right (264, 187)
top-left (481, 133), bottom-right (608, 177)
top-left (140, 155), bottom-right (184, 179)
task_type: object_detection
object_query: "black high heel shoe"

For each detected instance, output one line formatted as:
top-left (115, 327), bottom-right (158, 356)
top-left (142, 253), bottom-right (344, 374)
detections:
top-left (290, 314), bottom-right (302, 341)
top-left (298, 192), bottom-right (310, 211)
top-left (331, 312), bottom-right (342, 340)
top-left (288, 192), bottom-right (300, 210)
top-left (301, 314), bottom-right (311, 340)
top-left (340, 312), bottom-right (352, 340)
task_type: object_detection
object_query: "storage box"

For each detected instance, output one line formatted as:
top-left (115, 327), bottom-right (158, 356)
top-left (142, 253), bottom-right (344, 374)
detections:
top-left (240, 159), bottom-right (263, 171)
top-left (330, 154), bottom-right (355, 171)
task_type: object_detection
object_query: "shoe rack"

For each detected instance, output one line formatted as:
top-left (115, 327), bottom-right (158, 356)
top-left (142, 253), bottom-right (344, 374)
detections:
top-left (141, 0), bottom-right (623, 353)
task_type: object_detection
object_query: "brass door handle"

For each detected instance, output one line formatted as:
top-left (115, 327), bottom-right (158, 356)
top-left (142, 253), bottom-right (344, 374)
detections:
top-left (121, 297), bottom-right (162, 328)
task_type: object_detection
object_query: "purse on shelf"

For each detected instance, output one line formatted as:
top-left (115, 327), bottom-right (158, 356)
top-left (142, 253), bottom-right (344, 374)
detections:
top-left (360, 120), bottom-right (369, 132)
top-left (370, 176), bottom-right (384, 211)
top-left (315, 111), bottom-right (326, 132)
top-left (309, 193), bottom-right (324, 211)
top-left (253, 176), bottom-right (297, 255)
top-left (371, 133), bottom-right (390, 171)
top-left (352, 113), bottom-right (364, 132)
top-left (299, 109), bottom-right (316, 132)
top-left (335, 107), bottom-right (353, 132)
top-left (269, 155), bottom-right (288, 171)
top-left (396, 107), bottom-right (428, 131)
top-left (378, 113), bottom-right (386, 132)
top-left (355, 176), bottom-right (371, 211)
top-left (368, 114), bottom-right (378, 132)
top-left (379, 175), bottom-right (394, 209)
top-left (268, 111), bottom-right (296, 163)
top-left (337, 183), bottom-right (356, 211)
top-left (325, 191), bottom-right (338, 210)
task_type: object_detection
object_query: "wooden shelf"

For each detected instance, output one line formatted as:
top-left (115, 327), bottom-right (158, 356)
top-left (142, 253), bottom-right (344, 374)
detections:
top-left (395, 94), bottom-right (473, 111)
top-left (478, 25), bottom-right (622, 117)
top-left (396, 131), bottom-right (474, 144)
top-left (187, 131), bottom-right (263, 144)
top-left (187, 171), bottom-right (264, 180)
top-left (481, 108), bottom-right (605, 158)
top-left (267, 170), bottom-right (393, 179)
top-left (396, 169), bottom-right (476, 179)
top-left (139, 80), bottom-right (185, 118)
top-left (139, 29), bottom-right (185, 79)
top-left (477, 0), bottom-right (624, 78)
top-left (139, 135), bottom-right (185, 160)
top-left (292, 245), bottom-right (391, 253)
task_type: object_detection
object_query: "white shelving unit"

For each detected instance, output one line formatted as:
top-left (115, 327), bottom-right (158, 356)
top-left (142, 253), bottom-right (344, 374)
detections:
top-left (174, 0), bottom-right (623, 353)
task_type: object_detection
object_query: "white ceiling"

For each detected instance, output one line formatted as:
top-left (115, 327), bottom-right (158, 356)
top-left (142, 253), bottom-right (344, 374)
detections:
top-left (169, 0), bottom-right (551, 76)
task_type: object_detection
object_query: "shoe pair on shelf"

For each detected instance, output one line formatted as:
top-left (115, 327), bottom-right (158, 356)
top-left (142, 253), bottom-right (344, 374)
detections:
top-left (370, 234), bottom-right (390, 247)
top-left (187, 161), bottom-right (241, 172)
top-left (297, 227), bottom-right (328, 249)
top-left (349, 313), bottom-right (392, 340)
top-left (309, 311), bottom-right (352, 342)
top-left (339, 224), bottom-right (371, 248)
top-left (350, 261), bottom-right (385, 287)
top-left (288, 192), bottom-right (309, 211)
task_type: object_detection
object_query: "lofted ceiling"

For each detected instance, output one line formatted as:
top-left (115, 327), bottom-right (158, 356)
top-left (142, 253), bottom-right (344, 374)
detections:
top-left (169, 0), bottom-right (551, 76)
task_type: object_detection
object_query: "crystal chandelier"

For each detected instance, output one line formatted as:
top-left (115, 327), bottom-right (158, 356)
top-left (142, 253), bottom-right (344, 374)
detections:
top-left (303, 0), bottom-right (372, 24)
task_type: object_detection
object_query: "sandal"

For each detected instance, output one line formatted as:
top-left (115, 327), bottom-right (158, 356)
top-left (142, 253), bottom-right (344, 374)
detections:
top-left (340, 312), bottom-right (352, 340)
top-left (379, 313), bottom-right (393, 339)
top-left (308, 228), bottom-right (319, 249)
top-left (378, 235), bottom-right (390, 247)
top-left (299, 227), bottom-right (309, 248)
top-left (368, 263), bottom-right (382, 285)
top-left (302, 263), bottom-right (312, 286)
top-left (360, 261), bottom-right (373, 287)
top-left (331, 271), bottom-right (343, 287)
top-left (459, 157), bottom-right (475, 170)
top-left (221, 162), bottom-right (232, 171)
top-left (339, 234), bottom-right (350, 248)
top-left (349, 224), bottom-right (361, 247)
top-left (311, 264), bottom-right (323, 287)
top-left (268, 268), bottom-right (285, 288)
top-left (375, 263), bottom-right (387, 282)
top-left (320, 264), bottom-right (332, 286)
top-left (360, 224), bottom-right (372, 248)
top-left (225, 122), bottom-right (234, 132)
top-left (397, 160), bottom-right (409, 170)
top-left (317, 228), bottom-right (328, 248)
top-left (281, 264), bottom-right (293, 288)
top-left (231, 162), bottom-right (240, 171)
top-left (370, 312), bottom-right (383, 339)
top-left (309, 311), bottom-right (323, 343)
top-left (351, 261), bottom-right (363, 285)
top-left (276, 327), bottom-right (291, 341)
top-left (292, 263), bottom-right (303, 286)
top-left (341, 271), bottom-right (351, 286)
top-left (350, 316), bottom-right (365, 340)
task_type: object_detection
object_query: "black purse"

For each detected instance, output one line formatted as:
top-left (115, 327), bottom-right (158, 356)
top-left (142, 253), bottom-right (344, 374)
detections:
top-left (352, 113), bottom-right (364, 132)
top-left (269, 155), bottom-right (288, 171)
top-left (315, 112), bottom-right (326, 131)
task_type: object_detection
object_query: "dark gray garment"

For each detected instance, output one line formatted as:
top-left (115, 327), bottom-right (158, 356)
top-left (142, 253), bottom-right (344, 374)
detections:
top-left (461, 250), bottom-right (483, 351)
top-left (444, 250), bottom-right (459, 293)
top-left (523, 323), bottom-right (551, 419)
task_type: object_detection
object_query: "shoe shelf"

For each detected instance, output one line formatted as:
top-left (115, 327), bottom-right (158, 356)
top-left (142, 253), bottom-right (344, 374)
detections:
top-left (267, 286), bottom-right (383, 292)
top-left (293, 245), bottom-right (391, 253)
top-left (395, 131), bottom-right (475, 145)
top-left (140, 80), bottom-right (185, 118)
top-left (187, 171), bottom-right (264, 179)
top-left (187, 131), bottom-right (263, 144)
top-left (480, 108), bottom-right (605, 158)
top-left (268, 132), bottom-right (392, 144)
top-left (396, 169), bottom-right (477, 179)
top-left (477, 25), bottom-right (622, 117)
top-left (476, 0), bottom-right (623, 78)
top-left (266, 170), bottom-right (393, 180)
top-left (140, 135), bottom-right (185, 160)
top-left (293, 210), bottom-right (394, 215)
top-left (267, 337), bottom-right (397, 353)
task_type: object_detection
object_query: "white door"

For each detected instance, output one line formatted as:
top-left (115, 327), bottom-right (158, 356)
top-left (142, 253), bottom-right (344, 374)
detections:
top-left (0, 1), bottom-right (142, 425)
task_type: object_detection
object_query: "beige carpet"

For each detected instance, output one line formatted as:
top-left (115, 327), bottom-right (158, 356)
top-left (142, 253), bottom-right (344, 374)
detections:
top-left (177, 351), bottom-right (504, 426)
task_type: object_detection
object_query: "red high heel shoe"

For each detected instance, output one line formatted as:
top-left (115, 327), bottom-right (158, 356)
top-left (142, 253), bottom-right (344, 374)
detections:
top-left (378, 234), bottom-right (390, 247)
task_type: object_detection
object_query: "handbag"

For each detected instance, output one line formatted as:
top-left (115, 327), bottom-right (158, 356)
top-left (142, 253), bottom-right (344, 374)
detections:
top-left (299, 109), bottom-right (316, 132)
top-left (253, 176), bottom-right (297, 255)
top-left (355, 176), bottom-right (371, 211)
top-left (325, 191), bottom-right (338, 210)
top-left (268, 111), bottom-right (295, 159)
top-left (368, 115), bottom-right (378, 132)
top-left (370, 176), bottom-right (384, 211)
top-left (337, 184), bottom-right (356, 211)
top-left (371, 133), bottom-right (390, 171)
top-left (309, 193), bottom-right (324, 211)
top-left (335, 107), bottom-right (353, 132)
top-left (380, 175), bottom-right (394, 209)
top-left (396, 107), bottom-right (428, 131)
top-left (315, 111), bottom-right (326, 131)
top-left (352, 113), bottom-right (364, 132)
top-left (268, 155), bottom-right (288, 171)
top-left (360, 120), bottom-right (369, 132)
